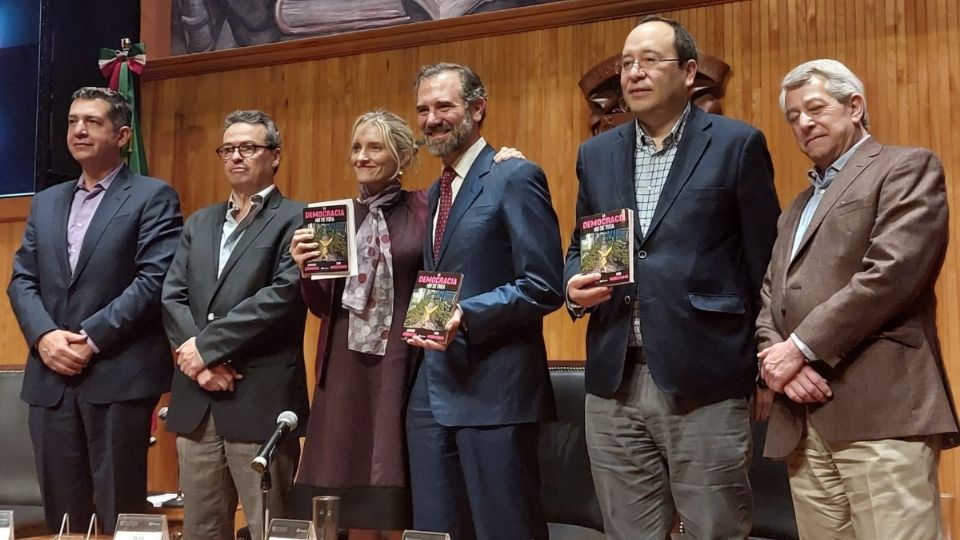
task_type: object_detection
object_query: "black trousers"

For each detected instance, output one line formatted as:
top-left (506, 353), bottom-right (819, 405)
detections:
top-left (28, 384), bottom-right (157, 534)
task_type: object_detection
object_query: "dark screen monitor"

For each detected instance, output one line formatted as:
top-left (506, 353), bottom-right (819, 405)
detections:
top-left (0, 0), bottom-right (42, 198)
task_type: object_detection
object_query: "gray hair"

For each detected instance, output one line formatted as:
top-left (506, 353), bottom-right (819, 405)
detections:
top-left (779, 59), bottom-right (869, 130)
top-left (223, 109), bottom-right (282, 147)
top-left (71, 87), bottom-right (132, 131)
top-left (414, 62), bottom-right (488, 127)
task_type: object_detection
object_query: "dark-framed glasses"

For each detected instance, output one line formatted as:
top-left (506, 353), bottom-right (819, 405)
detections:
top-left (617, 56), bottom-right (682, 73)
top-left (215, 142), bottom-right (273, 159)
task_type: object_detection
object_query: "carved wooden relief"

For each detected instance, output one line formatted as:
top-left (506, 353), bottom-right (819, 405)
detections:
top-left (578, 52), bottom-right (732, 135)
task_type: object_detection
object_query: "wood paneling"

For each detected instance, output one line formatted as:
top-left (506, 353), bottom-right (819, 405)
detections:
top-left (138, 0), bottom-right (960, 504)
top-left (0, 221), bottom-right (28, 365)
top-left (142, 0), bottom-right (724, 76)
top-left (0, 0), bottom-right (957, 513)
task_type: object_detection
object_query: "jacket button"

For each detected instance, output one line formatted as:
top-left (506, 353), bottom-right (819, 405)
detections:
top-left (637, 250), bottom-right (648, 259)
top-left (780, 308), bottom-right (786, 316)
top-left (624, 296), bottom-right (631, 304)
top-left (207, 313), bottom-right (216, 321)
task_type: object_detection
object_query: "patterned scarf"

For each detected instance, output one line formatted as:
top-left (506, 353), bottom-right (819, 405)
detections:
top-left (341, 180), bottom-right (402, 355)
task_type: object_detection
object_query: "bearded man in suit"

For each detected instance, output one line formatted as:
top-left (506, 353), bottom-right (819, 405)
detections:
top-left (758, 58), bottom-right (959, 540)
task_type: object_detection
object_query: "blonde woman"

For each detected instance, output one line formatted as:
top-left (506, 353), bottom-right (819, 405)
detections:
top-left (291, 110), bottom-right (521, 535)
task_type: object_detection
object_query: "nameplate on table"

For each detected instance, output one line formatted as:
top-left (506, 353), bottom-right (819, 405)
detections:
top-left (0, 510), bottom-right (12, 540)
top-left (401, 531), bottom-right (451, 540)
top-left (113, 513), bottom-right (169, 540)
top-left (267, 518), bottom-right (316, 540)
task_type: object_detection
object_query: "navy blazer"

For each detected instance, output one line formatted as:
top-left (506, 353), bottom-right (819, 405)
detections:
top-left (564, 106), bottom-right (780, 400)
top-left (161, 188), bottom-right (308, 443)
top-left (422, 144), bottom-right (564, 427)
top-left (8, 167), bottom-right (183, 406)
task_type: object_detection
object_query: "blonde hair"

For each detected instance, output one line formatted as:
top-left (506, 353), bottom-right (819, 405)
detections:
top-left (350, 109), bottom-right (418, 173)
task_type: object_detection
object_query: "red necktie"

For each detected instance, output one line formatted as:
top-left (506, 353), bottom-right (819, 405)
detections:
top-left (433, 167), bottom-right (456, 260)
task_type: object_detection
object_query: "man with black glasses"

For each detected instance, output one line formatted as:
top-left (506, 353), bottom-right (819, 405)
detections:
top-left (161, 110), bottom-right (308, 540)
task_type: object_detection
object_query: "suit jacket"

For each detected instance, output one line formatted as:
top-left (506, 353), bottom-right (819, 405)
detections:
top-left (756, 138), bottom-right (960, 458)
top-left (8, 166), bottom-right (183, 406)
top-left (422, 144), bottom-right (564, 427)
top-left (564, 105), bottom-right (780, 400)
top-left (161, 187), bottom-right (308, 443)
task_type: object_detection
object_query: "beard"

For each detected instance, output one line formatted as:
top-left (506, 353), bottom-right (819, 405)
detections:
top-left (422, 114), bottom-right (474, 157)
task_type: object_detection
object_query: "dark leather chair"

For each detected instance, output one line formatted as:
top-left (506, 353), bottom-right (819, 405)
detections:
top-left (539, 363), bottom-right (604, 540)
top-left (749, 420), bottom-right (800, 540)
top-left (0, 369), bottom-right (47, 536)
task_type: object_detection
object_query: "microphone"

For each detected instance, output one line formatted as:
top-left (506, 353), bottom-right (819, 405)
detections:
top-left (250, 411), bottom-right (298, 474)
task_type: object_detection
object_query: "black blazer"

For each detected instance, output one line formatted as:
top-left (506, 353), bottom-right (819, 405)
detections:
top-left (161, 188), bottom-right (308, 443)
top-left (564, 106), bottom-right (780, 400)
top-left (8, 167), bottom-right (183, 406)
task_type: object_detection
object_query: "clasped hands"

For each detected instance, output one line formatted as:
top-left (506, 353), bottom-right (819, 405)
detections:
top-left (176, 337), bottom-right (242, 392)
top-left (37, 329), bottom-right (94, 376)
top-left (758, 338), bottom-right (832, 404)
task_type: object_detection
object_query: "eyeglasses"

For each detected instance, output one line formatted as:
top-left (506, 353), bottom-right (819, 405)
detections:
top-left (215, 143), bottom-right (273, 159)
top-left (617, 57), bottom-right (683, 73)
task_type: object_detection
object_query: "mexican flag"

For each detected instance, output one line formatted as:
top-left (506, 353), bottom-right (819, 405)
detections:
top-left (98, 42), bottom-right (148, 175)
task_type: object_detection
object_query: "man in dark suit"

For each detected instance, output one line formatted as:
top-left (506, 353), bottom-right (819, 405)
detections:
top-left (405, 62), bottom-right (564, 540)
top-left (161, 110), bottom-right (307, 540)
top-left (758, 59), bottom-right (958, 539)
top-left (563, 17), bottom-right (780, 539)
top-left (7, 87), bottom-right (183, 534)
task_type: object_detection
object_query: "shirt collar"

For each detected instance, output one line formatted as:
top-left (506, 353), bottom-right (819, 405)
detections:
top-left (636, 103), bottom-right (691, 150)
top-left (76, 164), bottom-right (123, 193)
top-left (227, 184), bottom-right (275, 216)
top-left (807, 134), bottom-right (871, 189)
top-left (448, 136), bottom-right (487, 180)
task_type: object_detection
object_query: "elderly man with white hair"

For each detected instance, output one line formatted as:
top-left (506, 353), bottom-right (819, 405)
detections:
top-left (756, 58), bottom-right (959, 539)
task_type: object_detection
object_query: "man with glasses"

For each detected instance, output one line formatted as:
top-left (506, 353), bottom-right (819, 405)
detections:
top-left (161, 110), bottom-right (308, 540)
top-left (563, 16), bottom-right (780, 538)
top-left (8, 87), bottom-right (182, 534)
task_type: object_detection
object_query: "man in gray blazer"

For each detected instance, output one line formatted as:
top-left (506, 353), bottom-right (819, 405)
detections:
top-left (8, 87), bottom-right (183, 533)
top-left (161, 110), bottom-right (308, 540)
top-left (758, 59), bottom-right (959, 539)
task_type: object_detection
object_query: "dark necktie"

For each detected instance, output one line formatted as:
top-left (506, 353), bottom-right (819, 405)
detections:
top-left (433, 167), bottom-right (456, 260)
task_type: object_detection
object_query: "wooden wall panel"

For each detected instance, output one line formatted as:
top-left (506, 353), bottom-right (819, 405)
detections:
top-left (137, 0), bottom-right (960, 501)
top-left (0, 221), bottom-right (28, 364)
top-left (0, 0), bottom-right (957, 512)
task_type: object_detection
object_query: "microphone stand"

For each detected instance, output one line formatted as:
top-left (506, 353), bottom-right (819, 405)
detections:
top-left (260, 468), bottom-right (272, 540)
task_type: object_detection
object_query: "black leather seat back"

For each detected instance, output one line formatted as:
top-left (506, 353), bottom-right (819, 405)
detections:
top-left (538, 365), bottom-right (604, 537)
top-left (0, 369), bottom-right (46, 535)
top-left (749, 419), bottom-right (799, 540)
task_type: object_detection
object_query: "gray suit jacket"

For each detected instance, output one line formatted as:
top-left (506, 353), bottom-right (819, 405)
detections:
top-left (161, 187), bottom-right (308, 443)
top-left (756, 138), bottom-right (959, 458)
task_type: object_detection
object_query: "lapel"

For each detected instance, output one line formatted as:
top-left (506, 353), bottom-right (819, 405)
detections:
top-left (208, 202), bottom-right (229, 286)
top-left (774, 189), bottom-right (812, 288)
top-left (52, 181), bottom-right (75, 280)
top-left (789, 138), bottom-right (881, 265)
top-left (435, 144), bottom-right (491, 265)
top-left (425, 180), bottom-right (441, 270)
top-left (210, 188), bottom-right (282, 299)
top-left (70, 167), bottom-right (133, 286)
top-left (642, 106), bottom-right (710, 245)
top-left (610, 122), bottom-right (641, 245)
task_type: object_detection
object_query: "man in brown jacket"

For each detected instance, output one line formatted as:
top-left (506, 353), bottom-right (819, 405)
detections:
top-left (757, 58), bottom-right (959, 539)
